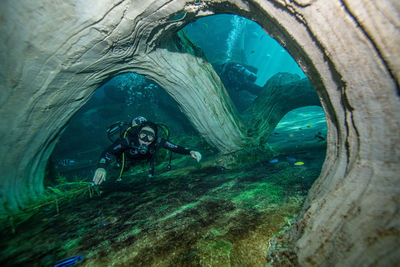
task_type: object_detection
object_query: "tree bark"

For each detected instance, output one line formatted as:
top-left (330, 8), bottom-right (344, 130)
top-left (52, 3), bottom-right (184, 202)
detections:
top-left (0, 0), bottom-right (399, 265)
top-left (245, 72), bottom-right (320, 148)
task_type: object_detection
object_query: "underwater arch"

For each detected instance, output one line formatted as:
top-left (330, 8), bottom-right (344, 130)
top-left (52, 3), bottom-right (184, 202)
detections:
top-left (50, 13), bottom-right (326, 198)
top-left (0, 0), bottom-right (399, 265)
top-left (50, 71), bottom-right (199, 180)
top-left (51, 13), bottom-right (326, 191)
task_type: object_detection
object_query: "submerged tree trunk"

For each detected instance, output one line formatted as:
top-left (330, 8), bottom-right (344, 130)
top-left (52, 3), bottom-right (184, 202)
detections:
top-left (133, 32), bottom-right (249, 154)
top-left (0, 1), bottom-right (249, 213)
top-left (0, 1), bottom-right (399, 266)
top-left (0, 0), bottom-right (316, 213)
top-left (246, 72), bottom-right (321, 148)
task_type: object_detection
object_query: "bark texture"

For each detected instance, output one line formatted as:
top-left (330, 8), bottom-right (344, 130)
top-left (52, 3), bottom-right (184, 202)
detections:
top-left (246, 72), bottom-right (320, 147)
top-left (0, 0), bottom-right (399, 265)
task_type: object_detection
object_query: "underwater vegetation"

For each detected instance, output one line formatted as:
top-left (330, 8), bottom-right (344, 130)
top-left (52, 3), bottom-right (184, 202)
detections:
top-left (1, 0), bottom-right (397, 266)
top-left (0, 14), bottom-right (327, 266)
top-left (0, 106), bottom-right (326, 266)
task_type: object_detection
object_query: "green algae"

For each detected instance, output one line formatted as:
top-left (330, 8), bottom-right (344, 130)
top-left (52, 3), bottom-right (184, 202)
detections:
top-left (233, 183), bottom-right (283, 203)
top-left (157, 204), bottom-right (169, 211)
top-left (161, 201), bottom-right (199, 221)
top-left (1, 137), bottom-right (324, 266)
top-left (206, 228), bottom-right (228, 238)
top-left (63, 238), bottom-right (82, 250)
top-left (208, 239), bottom-right (233, 255)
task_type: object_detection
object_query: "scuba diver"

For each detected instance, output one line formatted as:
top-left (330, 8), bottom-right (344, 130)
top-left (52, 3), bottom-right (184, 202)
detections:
top-left (92, 116), bottom-right (202, 185)
top-left (217, 62), bottom-right (261, 95)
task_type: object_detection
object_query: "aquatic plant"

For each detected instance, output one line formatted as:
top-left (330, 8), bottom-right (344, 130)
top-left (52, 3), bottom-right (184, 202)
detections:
top-left (0, 179), bottom-right (98, 234)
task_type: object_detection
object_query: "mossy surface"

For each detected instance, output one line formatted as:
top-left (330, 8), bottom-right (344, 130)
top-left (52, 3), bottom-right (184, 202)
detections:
top-left (0, 112), bottom-right (326, 266)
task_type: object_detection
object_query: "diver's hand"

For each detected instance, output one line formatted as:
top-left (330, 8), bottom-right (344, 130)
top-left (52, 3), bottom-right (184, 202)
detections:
top-left (190, 151), bottom-right (202, 163)
top-left (93, 168), bottom-right (107, 185)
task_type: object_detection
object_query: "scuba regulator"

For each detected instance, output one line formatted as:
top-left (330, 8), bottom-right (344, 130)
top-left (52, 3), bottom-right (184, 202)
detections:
top-left (137, 144), bottom-right (148, 155)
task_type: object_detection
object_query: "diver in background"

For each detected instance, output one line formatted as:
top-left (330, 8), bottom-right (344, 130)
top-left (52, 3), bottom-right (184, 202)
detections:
top-left (92, 118), bottom-right (202, 185)
top-left (217, 62), bottom-right (261, 95)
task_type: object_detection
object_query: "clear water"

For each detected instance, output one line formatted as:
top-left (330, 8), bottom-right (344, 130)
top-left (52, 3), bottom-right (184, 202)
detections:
top-left (184, 14), bottom-right (306, 85)
top-left (0, 14), bottom-right (326, 266)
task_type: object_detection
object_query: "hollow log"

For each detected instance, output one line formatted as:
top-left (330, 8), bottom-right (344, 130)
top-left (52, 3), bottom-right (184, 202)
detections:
top-left (0, 1), bottom-right (399, 265)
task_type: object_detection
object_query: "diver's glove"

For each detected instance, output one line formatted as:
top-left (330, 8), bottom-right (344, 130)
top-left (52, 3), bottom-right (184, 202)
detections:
top-left (92, 168), bottom-right (107, 185)
top-left (190, 151), bottom-right (202, 163)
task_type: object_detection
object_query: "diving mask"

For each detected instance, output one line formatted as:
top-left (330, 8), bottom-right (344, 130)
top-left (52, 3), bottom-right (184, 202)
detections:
top-left (139, 129), bottom-right (155, 143)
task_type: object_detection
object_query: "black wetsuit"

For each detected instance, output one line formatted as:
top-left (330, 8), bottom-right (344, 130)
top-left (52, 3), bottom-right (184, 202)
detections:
top-left (97, 129), bottom-right (191, 176)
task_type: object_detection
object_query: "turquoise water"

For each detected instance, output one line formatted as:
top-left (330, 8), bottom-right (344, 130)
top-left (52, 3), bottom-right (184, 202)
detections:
top-left (1, 14), bottom-right (327, 266)
top-left (184, 14), bottom-right (306, 85)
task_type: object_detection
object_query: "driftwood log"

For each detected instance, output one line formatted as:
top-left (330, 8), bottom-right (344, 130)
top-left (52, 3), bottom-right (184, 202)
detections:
top-left (0, 1), bottom-right (399, 265)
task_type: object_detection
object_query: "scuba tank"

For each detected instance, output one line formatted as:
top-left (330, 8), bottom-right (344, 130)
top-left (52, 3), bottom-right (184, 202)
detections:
top-left (106, 121), bottom-right (130, 143)
top-left (106, 116), bottom-right (148, 143)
